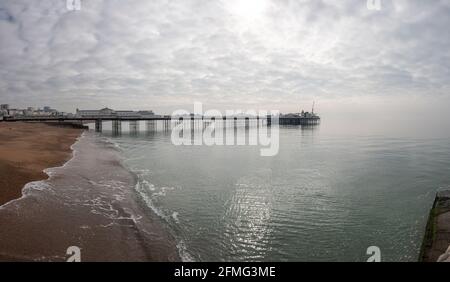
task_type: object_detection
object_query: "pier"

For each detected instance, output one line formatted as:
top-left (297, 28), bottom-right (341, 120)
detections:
top-left (1, 115), bottom-right (320, 133)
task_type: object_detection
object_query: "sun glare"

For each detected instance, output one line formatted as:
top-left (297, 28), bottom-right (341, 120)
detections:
top-left (226, 0), bottom-right (269, 21)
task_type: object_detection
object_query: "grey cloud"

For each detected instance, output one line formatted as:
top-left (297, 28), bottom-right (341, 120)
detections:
top-left (0, 0), bottom-right (449, 112)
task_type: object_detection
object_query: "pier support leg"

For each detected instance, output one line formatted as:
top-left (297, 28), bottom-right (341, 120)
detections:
top-left (146, 120), bottom-right (152, 132)
top-left (95, 119), bottom-right (102, 132)
top-left (112, 120), bottom-right (121, 135)
top-left (129, 120), bottom-right (139, 135)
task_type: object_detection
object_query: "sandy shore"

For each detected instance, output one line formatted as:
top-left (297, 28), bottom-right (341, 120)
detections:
top-left (0, 124), bottom-right (179, 261)
top-left (0, 122), bottom-right (82, 206)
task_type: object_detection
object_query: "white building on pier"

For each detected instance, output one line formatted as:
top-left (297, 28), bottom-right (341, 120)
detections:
top-left (75, 108), bottom-right (155, 118)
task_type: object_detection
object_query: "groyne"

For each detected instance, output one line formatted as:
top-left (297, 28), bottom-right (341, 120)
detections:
top-left (420, 190), bottom-right (450, 262)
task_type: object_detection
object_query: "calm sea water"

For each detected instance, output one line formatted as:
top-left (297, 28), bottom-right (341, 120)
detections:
top-left (94, 120), bottom-right (450, 262)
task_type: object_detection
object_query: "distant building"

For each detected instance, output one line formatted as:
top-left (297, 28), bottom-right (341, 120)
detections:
top-left (76, 107), bottom-right (115, 118)
top-left (0, 104), bottom-right (67, 118)
top-left (76, 108), bottom-right (155, 118)
top-left (137, 110), bottom-right (155, 118)
top-left (42, 106), bottom-right (57, 113)
top-left (300, 111), bottom-right (317, 118)
top-left (280, 109), bottom-right (319, 119)
top-left (8, 109), bottom-right (25, 116)
top-left (116, 111), bottom-right (141, 118)
top-left (282, 113), bottom-right (302, 118)
top-left (0, 104), bottom-right (9, 117)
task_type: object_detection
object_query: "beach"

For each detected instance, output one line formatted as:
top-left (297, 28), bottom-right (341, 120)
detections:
top-left (0, 122), bottom-right (179, 261)
top-left (0, 122), bottom-right (82, 206)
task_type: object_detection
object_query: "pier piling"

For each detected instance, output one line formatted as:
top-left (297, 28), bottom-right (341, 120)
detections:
top-left (95, 119), bottom-right (102, 132)
top-left (112, 120), bottom-right (121, 135)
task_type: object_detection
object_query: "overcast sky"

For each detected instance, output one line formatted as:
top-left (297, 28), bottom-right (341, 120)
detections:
top-left (0, 0), bottom-right (449, 117)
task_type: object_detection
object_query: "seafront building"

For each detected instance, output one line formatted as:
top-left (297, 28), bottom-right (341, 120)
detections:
top-left (0, 104), bottom-right (64, 119)
top-left (75, 108), bottom-right (156, 118)
top-left (1, 105), bottom-right (157, 120)
top-left (0, 104), bottom-right (9, 118)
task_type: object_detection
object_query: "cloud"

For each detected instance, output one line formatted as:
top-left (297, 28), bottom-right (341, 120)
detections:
top-left (0, 0), bottom-right (449, 113)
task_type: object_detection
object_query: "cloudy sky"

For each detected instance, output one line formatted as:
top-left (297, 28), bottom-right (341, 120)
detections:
top-left (0, 0), bottom-right (449, 119)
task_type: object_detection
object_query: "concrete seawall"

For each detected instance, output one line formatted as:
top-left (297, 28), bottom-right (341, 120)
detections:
top-left (420, 190), bottom-right (450, 262)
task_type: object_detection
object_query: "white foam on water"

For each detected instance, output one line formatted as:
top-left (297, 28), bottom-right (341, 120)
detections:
top-left (132, 168), bottom-right (152, 176)
top-left (141, 179), bottom-right (156, 191)
top-left (103, 134), bottom-right (196, 262)
top-left (44, 131), bottom-right (85, 177)
top-left (125, 156), bottom-right (146, 162)
top-left (23, 181), bottom-right (52, 193)
top-left (176, 240), bottom-right (196, 262)
top-left (153, 186), bottom-right (175, 197)
top-left (134, 180), bottom-right (167, 220)
top-left (172, 211), bottom-right (180, 224)
top-left (133, 175), bottom-right (197, 261)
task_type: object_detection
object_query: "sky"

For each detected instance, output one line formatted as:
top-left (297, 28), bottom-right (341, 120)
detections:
top-left (0, 0), bottom-right (449, 122)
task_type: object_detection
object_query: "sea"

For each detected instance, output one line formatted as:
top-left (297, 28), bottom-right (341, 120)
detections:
top-left (82, 118), bottom-right (450, 262)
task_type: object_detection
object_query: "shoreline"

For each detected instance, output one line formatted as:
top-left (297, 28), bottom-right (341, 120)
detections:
top-left (0, 123), bottom-right (180, 261)
top-left (0, 134), bottom-right (83, 211)
top-left (0, 122), bottom-right (83, 206)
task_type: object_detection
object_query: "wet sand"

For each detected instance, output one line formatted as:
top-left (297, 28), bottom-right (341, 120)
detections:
top-left (0, 123), bottom-right (179, 261)
top-left (0, 122), bottom-right (82, 206)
